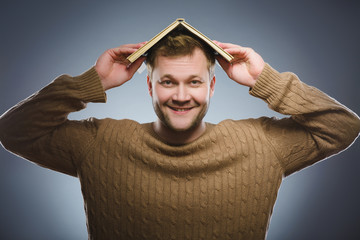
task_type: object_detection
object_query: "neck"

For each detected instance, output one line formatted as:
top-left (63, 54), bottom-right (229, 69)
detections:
top-left (152, 120), bottom-right (206, 145)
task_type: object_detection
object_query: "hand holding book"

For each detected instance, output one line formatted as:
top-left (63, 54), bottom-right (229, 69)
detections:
top-left (95, 43), bottom-right (147, 91)
top-left (124, 18), bottom-right (264, 88)
top-left (95, 19), bottom-right (265, 91)
top-left (214, 41), bottom-right (265, 88)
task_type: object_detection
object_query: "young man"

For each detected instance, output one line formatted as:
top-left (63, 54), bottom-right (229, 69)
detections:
top-left (0, 32), bottom-right (359, 239)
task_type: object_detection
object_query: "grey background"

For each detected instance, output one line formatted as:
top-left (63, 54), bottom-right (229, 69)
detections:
top-left (1, 0), bottom-right (359, 239)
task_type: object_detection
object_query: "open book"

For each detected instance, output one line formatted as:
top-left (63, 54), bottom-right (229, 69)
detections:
top-left (127, 18), bottom-right (234, 63)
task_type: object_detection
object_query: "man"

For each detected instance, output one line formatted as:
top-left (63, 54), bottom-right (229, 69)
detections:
top-left (0, 31), bottom-right (359, 239)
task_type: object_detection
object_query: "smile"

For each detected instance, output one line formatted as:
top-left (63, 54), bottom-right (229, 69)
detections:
top-left (168, 106), bottom-right (193, 112)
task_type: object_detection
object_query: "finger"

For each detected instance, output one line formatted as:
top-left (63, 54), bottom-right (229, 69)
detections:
top-left (112, 47), bottom-right (137, 56)
top-left (223, 47), bottom-right (248, 56)
top-left (216, 55), bottom-right (232, 73)
top-left (212, 40), bottom-right (221, 45)
top-left (216, 42), bottom-right (244, 50)
top-left (111, 42), bottom-right (147, 56)
top-left (118, 42), bottom-right (147, 49)
top-left (126, 56), bottom-right (146, 76)
top-left (108, 48), bottom-right (138, 63)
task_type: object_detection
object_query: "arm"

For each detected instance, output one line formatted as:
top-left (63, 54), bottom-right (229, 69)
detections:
top-left (0, 43), bottom-right (146, 176)
top-left (216, 41), bottom-right (360, 176)
top-left (252, 65), bottom-right (360, 175)
top-left (0, 69), bottom-right (105, 176)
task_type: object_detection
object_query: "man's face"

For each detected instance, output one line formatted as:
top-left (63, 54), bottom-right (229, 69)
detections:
top-left (147, 48), bottom-right (215, 132)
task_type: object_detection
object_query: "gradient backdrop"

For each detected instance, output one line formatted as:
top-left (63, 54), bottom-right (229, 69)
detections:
top-left (1, 0), bottom-right (359, 239)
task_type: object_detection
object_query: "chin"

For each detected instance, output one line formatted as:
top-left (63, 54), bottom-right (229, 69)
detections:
top-left (174, 127), bottom-right (194, 132)
top-left (168, 121), bottom-right (200, 132)
top-left (168, 124), bottom-right (191, 132)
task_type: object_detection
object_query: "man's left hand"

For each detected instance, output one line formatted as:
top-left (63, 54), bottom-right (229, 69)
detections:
top-left (214, 41), bottom-right (265, 88)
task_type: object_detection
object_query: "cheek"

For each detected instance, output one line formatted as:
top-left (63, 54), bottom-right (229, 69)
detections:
top-left (153, 86), bottom-right (172, 103)
top-left (191, 88), bottom-right (211, 103)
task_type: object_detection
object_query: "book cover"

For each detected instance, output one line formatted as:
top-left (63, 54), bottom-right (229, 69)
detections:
top-left (127, 18), bottom-right (234, 63)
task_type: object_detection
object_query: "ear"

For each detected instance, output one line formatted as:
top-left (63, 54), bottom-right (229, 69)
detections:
top-left (210, 76), bottom-right (216, 97)
top-left (147, 75), bottom-right (153, 97)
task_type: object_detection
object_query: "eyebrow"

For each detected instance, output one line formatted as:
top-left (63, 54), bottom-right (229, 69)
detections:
top-left (159, 74), bottom-right (204, 81)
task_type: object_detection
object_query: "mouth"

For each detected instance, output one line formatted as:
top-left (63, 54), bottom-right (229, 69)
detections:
top-left (168, 106), bottom-right (193, 113)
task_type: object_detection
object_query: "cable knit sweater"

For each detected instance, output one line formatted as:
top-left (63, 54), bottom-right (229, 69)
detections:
top-left (0, 64), bottom-right (359, 240)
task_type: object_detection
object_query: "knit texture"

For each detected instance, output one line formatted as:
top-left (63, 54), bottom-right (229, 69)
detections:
top-left (0, 65), bottom-right (359, 240)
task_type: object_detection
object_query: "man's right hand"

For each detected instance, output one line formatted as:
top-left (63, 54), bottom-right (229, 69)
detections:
top-left (95, 43), bottom-right (146, 91)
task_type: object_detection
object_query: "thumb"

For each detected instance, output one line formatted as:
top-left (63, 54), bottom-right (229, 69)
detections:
top-left (216, 55), bottom-right (231, 74)
top-left (126, 56), bottom-right (146, 76)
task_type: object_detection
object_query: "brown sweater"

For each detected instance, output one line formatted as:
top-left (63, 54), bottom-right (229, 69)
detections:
top-left (0, 64), bottom-right (359, 239)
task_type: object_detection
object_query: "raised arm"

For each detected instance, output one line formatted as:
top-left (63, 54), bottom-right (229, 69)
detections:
top-left (0, 43), bottom-right (145, 176)
top-left (215, 41), bottom-right (360, 176)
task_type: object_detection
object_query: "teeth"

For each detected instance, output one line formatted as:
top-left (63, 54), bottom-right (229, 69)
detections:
top-left (171, 107), bottom-right (190, 112)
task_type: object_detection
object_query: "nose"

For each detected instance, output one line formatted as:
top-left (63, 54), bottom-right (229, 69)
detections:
top-left (172, 84), bottom-right (191, 103)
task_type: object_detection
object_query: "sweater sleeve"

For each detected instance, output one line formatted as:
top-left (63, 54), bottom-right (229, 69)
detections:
top-left (250, 64), bottom-right (360, 176)
top-left (0, 67), bottom-right (106, 177)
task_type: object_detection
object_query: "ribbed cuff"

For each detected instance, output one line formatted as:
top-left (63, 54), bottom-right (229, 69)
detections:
top-left (249, 64), bottom-right (284, 104)
top-left (74, 67), bottom-right (107, 103)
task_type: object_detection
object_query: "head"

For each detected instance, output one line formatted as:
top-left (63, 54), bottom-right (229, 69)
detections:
top-left (146, 31), bottom-right (216, 79)
top-left (146, 31), bottom-right (216, 135)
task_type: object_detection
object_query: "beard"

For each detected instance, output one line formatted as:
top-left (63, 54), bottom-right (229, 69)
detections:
top-left (152, 100), bottom-right (210, 132)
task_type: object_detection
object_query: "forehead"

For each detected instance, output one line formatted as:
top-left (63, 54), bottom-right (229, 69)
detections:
top-left (153, 48), bottom-right (209, 78)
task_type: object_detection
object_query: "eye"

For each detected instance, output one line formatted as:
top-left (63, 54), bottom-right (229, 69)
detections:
top-left (190, 80), bottom-right (202, 87)
top-left (160, 80), bottom-right (173, 87)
